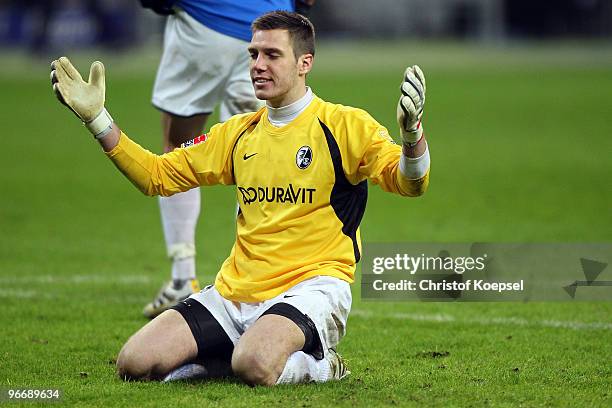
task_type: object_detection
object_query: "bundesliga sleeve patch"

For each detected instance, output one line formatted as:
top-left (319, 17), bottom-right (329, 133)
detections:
top-left (181, 134), bottom-right (208, 148)
top-left (378, 128), bottom-right (396, 144)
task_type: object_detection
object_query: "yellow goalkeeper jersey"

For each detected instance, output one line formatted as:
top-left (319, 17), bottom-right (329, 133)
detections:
top-left (107, 96), bottom-right (429, 302)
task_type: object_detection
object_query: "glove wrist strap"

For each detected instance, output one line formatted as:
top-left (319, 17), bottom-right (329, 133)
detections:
top-left (85, 108), bottom-right (113, 139)
top-left (402, 125), bottom-right (423, 147)
top-left (400, 143), bottom-right (430, 180)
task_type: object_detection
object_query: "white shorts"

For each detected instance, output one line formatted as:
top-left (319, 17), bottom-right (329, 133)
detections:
top-left (173, 276), bottom-right (352, 362)
top-left (152, 9), bottom-right (262, 121)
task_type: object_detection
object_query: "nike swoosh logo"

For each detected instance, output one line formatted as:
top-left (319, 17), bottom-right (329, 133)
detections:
top-left (283, 294), bottom-right (296, 298)
top-left (243, 153), bottom-right (257, 160)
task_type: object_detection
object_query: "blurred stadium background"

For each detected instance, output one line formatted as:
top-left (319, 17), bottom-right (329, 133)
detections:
top-left (1, 0), bottom-right (612, 50)
top-left (1, 1), bottom-right (610, 406)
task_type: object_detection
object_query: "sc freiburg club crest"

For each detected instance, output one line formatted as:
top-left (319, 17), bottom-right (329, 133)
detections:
top-left (296, 146), bottom-right (313, 169)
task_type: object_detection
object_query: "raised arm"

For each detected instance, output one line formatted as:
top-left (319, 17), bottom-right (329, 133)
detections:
top-left (50, 57), bottom-right (235, 196)
top-left (395, 65), bottom-right (430, 194)
top-left (50, 57), bottom-right (120, 151)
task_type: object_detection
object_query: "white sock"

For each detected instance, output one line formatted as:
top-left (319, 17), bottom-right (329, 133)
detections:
top-left (163, 363), bottom-right (208, 382)
top-left (276, 351), bottom-right (331, 384)
top-left (159, 188), bottom-right (200, 281)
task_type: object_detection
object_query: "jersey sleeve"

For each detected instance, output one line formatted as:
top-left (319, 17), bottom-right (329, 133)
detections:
top-left (338, 108), bottom-right (429, 197)
top-left (105, 118), bottom-right (245, 197)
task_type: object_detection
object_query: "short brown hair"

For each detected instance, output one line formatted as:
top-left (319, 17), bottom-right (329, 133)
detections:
top-left (252, 11), bottom-right (315, 59)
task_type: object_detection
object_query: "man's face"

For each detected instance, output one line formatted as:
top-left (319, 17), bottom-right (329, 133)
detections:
top-left (248, 29), bottom-right (309, 107)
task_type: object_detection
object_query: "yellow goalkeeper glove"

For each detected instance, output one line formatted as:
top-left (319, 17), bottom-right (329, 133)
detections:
top-left (50, 56), bottom-right (113, 139)
top-left (397, 65), bottom-right (426, 146)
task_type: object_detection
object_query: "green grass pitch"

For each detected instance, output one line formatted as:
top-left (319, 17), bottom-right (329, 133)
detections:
top-left (0, 41), bottom-right (611, 406)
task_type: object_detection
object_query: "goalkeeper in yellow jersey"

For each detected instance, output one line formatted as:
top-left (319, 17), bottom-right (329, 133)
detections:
top-left (50, 11), bottom-right (430, 386)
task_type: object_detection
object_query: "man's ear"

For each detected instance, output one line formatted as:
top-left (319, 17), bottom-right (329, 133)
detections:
top-left (298, 54), bottom-right (314, 75)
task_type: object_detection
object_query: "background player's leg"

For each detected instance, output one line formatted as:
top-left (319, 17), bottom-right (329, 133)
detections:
top-left (161, 112), bottom-right (210, 154)
top-left (116, 309), bottom-right (198, 380)
top-left (143, 112), bottom-right (209, 319)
